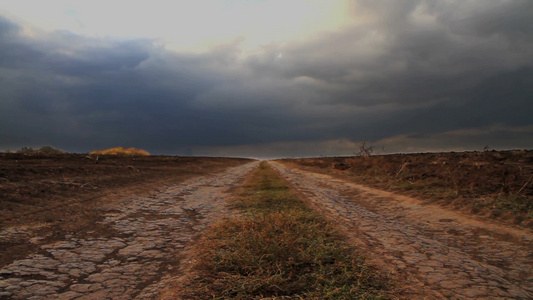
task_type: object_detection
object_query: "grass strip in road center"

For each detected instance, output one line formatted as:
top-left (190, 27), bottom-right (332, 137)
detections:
top-left (173, 162), bottom-right (390, 299)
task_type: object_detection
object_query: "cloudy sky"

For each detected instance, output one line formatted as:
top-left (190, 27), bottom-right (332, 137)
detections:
top-left (0, 0), bottom-right (531, 158)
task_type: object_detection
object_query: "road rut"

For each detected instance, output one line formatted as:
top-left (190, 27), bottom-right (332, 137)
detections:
top-left (0, 162), bottom-right (258, 299)
top-left (271, 161), bottom-right (533, 299)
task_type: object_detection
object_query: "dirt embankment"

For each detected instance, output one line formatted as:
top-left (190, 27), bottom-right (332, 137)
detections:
top-left (0, 153), bottom-right (252, 267)
top-left (278, 150), bottom-right (533, 228)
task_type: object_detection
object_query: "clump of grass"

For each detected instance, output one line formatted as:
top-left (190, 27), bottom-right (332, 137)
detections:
top-left (175, 162), bottom-right (390, 299)
top-left (13, 146), bottom-right (64, 155)
top-left (89, 147), bottom-right (149, 156)
top-left (472, 194), bottom-right (533, 216)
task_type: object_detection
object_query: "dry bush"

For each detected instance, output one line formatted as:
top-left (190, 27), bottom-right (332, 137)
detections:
top-left (89, 147), bottom-right (150, 156)
top-left (13, 146), bottom-right (64, 155)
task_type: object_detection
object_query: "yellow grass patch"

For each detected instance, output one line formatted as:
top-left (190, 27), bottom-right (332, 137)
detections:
top-left (89, 147), bottom-right (150, 156)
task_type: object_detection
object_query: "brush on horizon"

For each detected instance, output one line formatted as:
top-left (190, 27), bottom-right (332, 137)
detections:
top-left (89, 147), bottom-right (150, 156)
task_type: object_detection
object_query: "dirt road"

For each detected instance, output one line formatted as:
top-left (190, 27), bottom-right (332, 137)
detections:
top-left (271, 161), bottom-right (533, 299)
top-left (0, 162), bottom-right (258, 299)
top-left (2, 158), bottom-right (532, 299)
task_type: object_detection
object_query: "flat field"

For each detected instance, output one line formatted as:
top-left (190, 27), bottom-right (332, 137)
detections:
top-left (1, 151), bottom-right (532, 299)
top-left (279, 150), bottom-right (533, 228)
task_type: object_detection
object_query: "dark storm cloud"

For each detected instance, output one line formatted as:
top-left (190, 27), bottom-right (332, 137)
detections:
top-left (1, 0), bottom-right (532, 157)
top-left (238, 0), bottom-right (533, 145)
top-left (0, 16), bottom-right (242, 152)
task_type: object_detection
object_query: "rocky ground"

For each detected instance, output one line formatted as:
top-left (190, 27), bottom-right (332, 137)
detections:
top-left (271, 161), bottom-right (533, 299)
top-left (0, 162), bottom-right (258, 299)
top-left (0, 154), bottom-right (251, 267)
top-left (2, 152), bottom-right (532, 299)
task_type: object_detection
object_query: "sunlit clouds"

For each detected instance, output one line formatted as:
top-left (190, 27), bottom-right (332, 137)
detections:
top-left (1, 0), bottom-right (353, 54)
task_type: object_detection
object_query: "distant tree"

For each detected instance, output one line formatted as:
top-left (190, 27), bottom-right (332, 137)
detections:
top-left (357, 140), bottom-right (374, 157)
top-left (14, 146), bottom-right (64, 154)
top-left (38, 146), bottom-right (64, 154)
top-left (17, 147), bottom-right (35, 154)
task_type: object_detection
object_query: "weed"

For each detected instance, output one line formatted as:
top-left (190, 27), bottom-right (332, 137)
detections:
top-left (175, 162), bottom-right (390, 299)
top-left (473, 194), bottom-right (533, 215)
top-left (282, 151), bottom-right (533, 226)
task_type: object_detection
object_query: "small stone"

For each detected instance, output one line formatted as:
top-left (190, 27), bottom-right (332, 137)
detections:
top-left (68, 268), bottom-right (83, 277)
top-left (4, 285), bottom-right (22, 291)
top-left (75, 289), bottom-right (112, 300)
top-left (69, 283), bottom-right (103, 293)
top-left (80, 253), bottom-right (106, 262)
top-left (0, 269), bottom-right (13, 275)
top-left (25, 283), bottom-right (59, 296)
top-left (29, 237), bottom-right (43, 244)
top-left (0, 279), bottom-right (11, 288)
top-left (56, 291), bottom-right (81, 299)
top-left (425, 273), bottom-right (447, 284)
top-left (20, 281), bottom-right (37, 287)
top-left (87, 273), bottom-right (120, 283)
top-left (418, 266), bottom-right (435, 273)
top-left (462, 288), bottom-right (487, 298)
top-left (118, 244), bottom-right (144, 257)
top-left (439, 280), bottom-right (462, 289)
top-left (139, 250), bottom-right (163, 258)
top-left (101, 279), bottom-right (129, 290)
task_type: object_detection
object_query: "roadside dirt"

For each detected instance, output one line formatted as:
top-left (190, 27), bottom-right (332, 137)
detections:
top-left (280, 150), bottom-right (533, 228)
top-left (0, 158), bottom-right (259, 299)
top-left (271, 161), bottom-right (533, 299)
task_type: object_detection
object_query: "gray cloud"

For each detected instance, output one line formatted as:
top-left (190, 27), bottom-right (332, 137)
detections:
top-left (1, 0), bottom-right (532, 157)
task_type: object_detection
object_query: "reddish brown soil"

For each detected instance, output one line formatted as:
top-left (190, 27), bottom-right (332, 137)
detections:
top-left (278, 150), bottom-right (533, 228)
top-left (0, 153), bottom-right (252, 267)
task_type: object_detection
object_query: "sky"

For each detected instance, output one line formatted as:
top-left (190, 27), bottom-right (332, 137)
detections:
top-left (0, 0), bottom-right (532, 158)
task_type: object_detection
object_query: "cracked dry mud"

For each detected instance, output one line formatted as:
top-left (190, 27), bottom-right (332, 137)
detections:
top-left (271, 161), bottom-right (533, 299)
top-left (2, 160), bottom-right (532, 299)
top-left (0, 162), bottom-right (258, 299)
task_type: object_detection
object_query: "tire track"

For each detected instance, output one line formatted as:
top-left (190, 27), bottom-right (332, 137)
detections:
top-left (0, 162), bottom-right (258, 299)
top-left (271, 161), bottom-right (533, 299)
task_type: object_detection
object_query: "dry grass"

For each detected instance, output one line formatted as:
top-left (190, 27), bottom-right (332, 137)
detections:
top-left (280, 151), bottom-right (533, 227)
top-left (172, 162), bottom-right (390, 299)
top-left (89, 147), bottom-right (150, 156)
